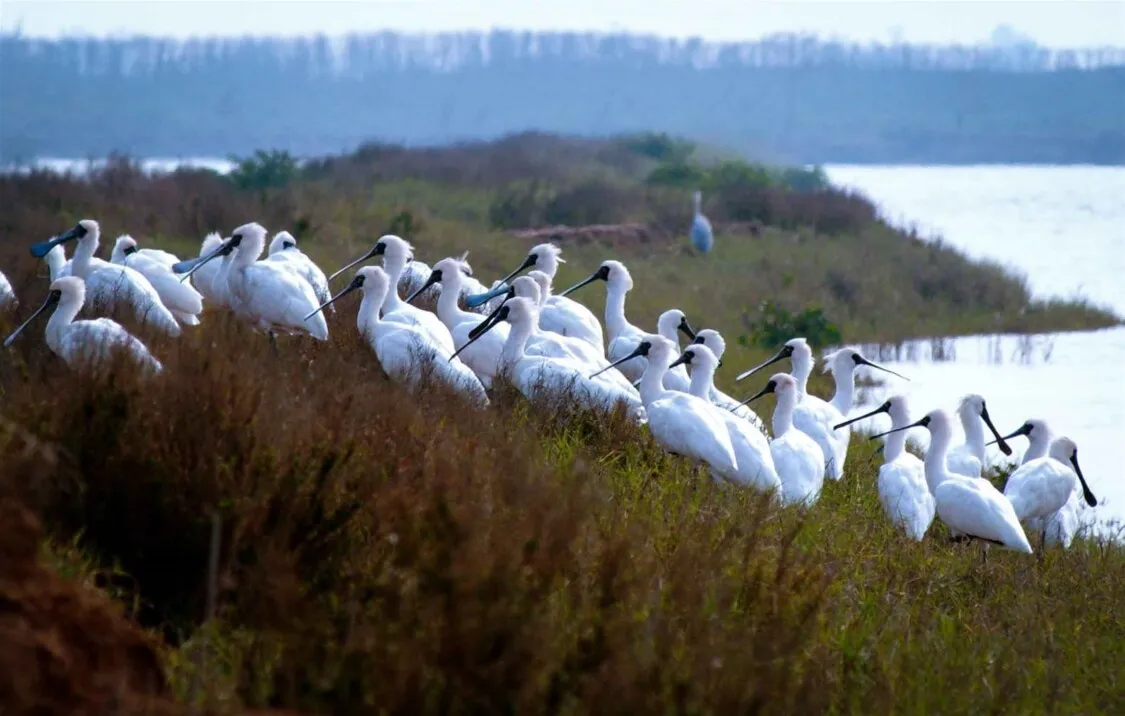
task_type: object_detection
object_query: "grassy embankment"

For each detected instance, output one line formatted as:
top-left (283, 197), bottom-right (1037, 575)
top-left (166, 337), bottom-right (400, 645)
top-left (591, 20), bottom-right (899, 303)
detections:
top-left (0, 133), bottom-right (1122, 714)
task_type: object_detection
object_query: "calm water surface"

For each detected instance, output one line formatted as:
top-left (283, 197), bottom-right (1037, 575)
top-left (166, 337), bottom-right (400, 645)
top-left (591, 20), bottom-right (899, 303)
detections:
top-left (828, 165), bottom-right (1124, 531)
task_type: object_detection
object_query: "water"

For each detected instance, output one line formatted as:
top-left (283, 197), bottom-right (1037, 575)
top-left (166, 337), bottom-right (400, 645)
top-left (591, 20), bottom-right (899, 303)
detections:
top-left (827, 165), bottom-right (1124, 531)
top-left (2, 157), bottom-right (237, 176)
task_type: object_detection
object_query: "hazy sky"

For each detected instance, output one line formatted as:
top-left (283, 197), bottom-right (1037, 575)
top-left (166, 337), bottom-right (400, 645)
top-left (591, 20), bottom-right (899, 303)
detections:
top-left (2, 0), bottom-right (1123, 47)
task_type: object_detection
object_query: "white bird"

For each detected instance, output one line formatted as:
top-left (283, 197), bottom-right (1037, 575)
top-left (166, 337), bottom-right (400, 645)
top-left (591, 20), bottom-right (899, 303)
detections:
top-left (671, 344), bottom-right (781, 494)
top-left (737, 339), bottom-right (904, 480)
top-left (43, 244), bottom-right (71, 280)
top-left (871, 409), bottom-right (1032, 553)
top-left (176, 222), bottom-right (329, 341)
top-left (455, 297), bottom-right (645, 420)
top-left (946, 394), bottom-right (1014, 478)
top-left (265, 231), bottom-right (333, 311)
top-left (109, 236), bottom-right (180, 270)
top-left (595, 334), bottom-right (737, 478)
top-left (4, 276), bottom-right (162, 374)
top-left (492, 243), bottom-right (604, 350)
top-left (686, 330), bottom-right (765, 430)
top-left (557, 261), bottom-right (693, 391)
top-left (310, 266), bottom-right (488, 404)
top-left (834, 396), bottom-right (935, 541)
top-left (30, 220), bottom-right (181, 337)
top-left (740, 373), bottom-right (825, 506)
top-left (992, 420), bottom-right (1085, 548)
top-left (329, 235), bottom-right (454, 353)
top-left (405, 255), bottom-right (511, 388)
top-left (470, 273), bottom-right (640, 397)
top-left (0, 270), bottom-right (16, 308)
top-left (821, 346), bottom-right (910, 479)
top-left (189, 233), bottom-right (226, 307)
top-left (1003, 435), bottom-right (1097, 549)
top-left (401, 255), bottom-right (492, 311)
top-left (111, 235), bottom-right (204, 327)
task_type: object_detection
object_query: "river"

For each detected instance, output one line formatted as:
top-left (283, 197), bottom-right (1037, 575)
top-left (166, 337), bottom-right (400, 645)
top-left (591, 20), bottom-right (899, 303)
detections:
top-left (827, 165), bottom-right (1124, 534)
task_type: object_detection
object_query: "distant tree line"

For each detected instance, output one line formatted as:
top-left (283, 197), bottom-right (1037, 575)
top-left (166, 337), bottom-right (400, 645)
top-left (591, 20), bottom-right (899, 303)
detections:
top-left (2, 31), bottom-right (1123, 164)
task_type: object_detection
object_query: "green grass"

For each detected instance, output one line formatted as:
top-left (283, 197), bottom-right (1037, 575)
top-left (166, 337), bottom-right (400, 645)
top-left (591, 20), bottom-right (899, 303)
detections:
top-left (0, 133), bottom-right (1122, 713)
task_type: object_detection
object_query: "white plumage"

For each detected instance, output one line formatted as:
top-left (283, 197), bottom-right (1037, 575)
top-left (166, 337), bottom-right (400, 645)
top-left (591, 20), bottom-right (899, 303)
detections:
top-left (742, 373), bottom-right (825, 506)
top-left (674, 344), bottom-right (780, 494)
top-left (31, 220), bottom-right (181, 337)
top-left (266, 231), bottom-right (333, 311)
top-left (835, 395), bottom-right (935, 541)
top-left (4, 275), bottom-right (162, 374)
top-left (112, 235), bottom-right (204, 326)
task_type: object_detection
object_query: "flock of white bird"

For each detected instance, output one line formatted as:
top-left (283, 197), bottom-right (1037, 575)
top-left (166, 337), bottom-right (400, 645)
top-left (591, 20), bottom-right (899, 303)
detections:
top-left (0, 219), bottom-right (1098, 555)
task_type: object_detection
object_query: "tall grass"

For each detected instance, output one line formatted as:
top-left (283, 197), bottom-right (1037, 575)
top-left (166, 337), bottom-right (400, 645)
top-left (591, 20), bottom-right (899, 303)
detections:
top-left (1, 290), bottom-right (1123, 713)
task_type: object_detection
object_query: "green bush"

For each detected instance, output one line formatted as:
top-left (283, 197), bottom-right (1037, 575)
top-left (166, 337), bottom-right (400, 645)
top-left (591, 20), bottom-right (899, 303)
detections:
top-left (227, 149), bottom-right (301, 191)
top-left (741, 300), bottom-right (843, 349)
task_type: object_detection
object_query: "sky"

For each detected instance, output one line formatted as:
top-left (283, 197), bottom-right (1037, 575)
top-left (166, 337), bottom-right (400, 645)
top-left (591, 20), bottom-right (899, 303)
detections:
top-left (1, 0), bottom-right (1123, 47)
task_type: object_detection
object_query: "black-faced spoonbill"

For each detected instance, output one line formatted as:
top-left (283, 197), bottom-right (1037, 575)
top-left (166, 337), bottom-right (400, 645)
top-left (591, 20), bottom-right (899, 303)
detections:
top-left (689, 330), bottom-right (765, 430)
top-left (454, 297), bottom-right (643, 420)
top-left (491, 243), bottom-right (604, 350)
top-left (176, 223), bottom-right (329, 341)
top-left (946, 394), bottom-right (1013, 477)
top-left (834, 396), bottom-right (935, 541)
top-left (186, 233), bottom-right (226, 306)
top-left (111, 236), bottom-right (204, 326)
top-left (109, 234), bottom-right (180, 270)
top-left (265, 231), bottom-right (333, 310)
top-left (309, 266), bottom-right (488, 405)
top-left (1002, 435), bottom-right (1096, 550)
top-left (30, 220), bottom-right (181, 337)
top-left (593, 335), bottom-right (735, 477)
top-left (476, 275), bottom-right (639, 398)
top-left (740, 374), bottom-right (825, 506)
top-left (4, 276), bottom-right (162, 374)
top-left (405, 255), bottom-right (512, 388)
top-left (690, 190), bottom-right (713, 253)
top-left (869, 410), bottom-right (1032, 553)
top-left (329, 235), bottom-right (454, 353)
top-left (820, 347), bottom-right (910, 480)
top-left (990, 420), bottom-right (1084, 547)
top-left (736, 339), bottom-right (831, 477)
top-left (669, 344), bottom-right (781, 494)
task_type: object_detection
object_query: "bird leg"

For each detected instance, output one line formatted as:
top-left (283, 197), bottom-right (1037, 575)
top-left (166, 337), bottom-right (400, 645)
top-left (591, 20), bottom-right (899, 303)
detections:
top-left (268, 330), bottom-right (279, 356)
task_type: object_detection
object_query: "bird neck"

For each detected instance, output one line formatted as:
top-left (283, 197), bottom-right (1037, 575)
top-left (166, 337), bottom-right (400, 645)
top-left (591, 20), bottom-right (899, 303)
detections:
top-left (772, 390), bottom-right (796, 436)
top-left (688, 363), bottom-right (714, 401)
top-left (357, 290), bottom-right (384, 340)
top-left (604, 283), bottom-right (630, 341)
top-left (639, 356), bottom-right (671, 405)
top-left (693, 192), bottom-right (701, 214)
top-left (923, 426), bottom-right (953, 492)
top-left (829, 365), bottom-right (856, 414)
top-left (46, 294), bottom-right (82, 352)
top-left (380, 258), bottom-right (409, 313)
top-left (501, 319), bottom-right (531, 365)
top-left (71, 237), bottom-right (97, 277)
top-left (436, 277), bottom-right (470, 327)
top-left (45, 247), bottom-right (66, 281)
top-left (883, 423), bottom-right (908, 463)
top-left (1024, 428), bottom-right (1053, 464)
top-left (790, 352), bottom-right (812, 397)
top-left (959, 409), bottom-right (986, 460)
